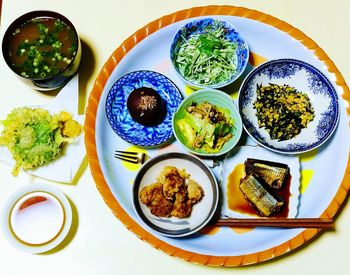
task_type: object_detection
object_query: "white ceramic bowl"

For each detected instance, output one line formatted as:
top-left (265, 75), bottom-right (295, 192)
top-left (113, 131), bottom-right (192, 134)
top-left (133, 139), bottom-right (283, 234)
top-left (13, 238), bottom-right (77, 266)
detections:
top-left (1, 183), bottom-right (72, 253)
top-left (132, 152), bottom-right (219, 237)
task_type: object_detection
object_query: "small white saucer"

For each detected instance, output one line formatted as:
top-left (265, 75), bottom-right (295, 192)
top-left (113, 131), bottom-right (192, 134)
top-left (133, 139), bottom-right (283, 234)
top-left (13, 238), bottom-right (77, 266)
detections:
top-left (1, 183), bottom-right (72, 253)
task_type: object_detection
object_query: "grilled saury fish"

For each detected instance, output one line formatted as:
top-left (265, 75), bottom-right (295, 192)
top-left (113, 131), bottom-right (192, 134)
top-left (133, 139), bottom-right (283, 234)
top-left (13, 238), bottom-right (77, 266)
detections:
top-left (245, 158), bottom-right (289, 189)
top-left (239, 174), bottom-right (284, 216)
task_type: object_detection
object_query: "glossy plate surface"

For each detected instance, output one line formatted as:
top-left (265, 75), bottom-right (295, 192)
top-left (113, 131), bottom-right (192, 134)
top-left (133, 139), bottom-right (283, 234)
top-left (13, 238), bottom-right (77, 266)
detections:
top-left (239, 59), bottom-right (339, 154)
top-left (85, 6), bottom-right (350, 266)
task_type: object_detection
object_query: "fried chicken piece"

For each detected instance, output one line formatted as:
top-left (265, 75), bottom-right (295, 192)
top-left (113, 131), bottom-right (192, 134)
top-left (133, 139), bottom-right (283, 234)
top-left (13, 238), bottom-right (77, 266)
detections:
top-left (178, 168), bottom-right (190, 180)
top-left (140, 166), bottom-right (205, 219)
top-left (187, 179), bottom-right (204, 203)
top-left (171, 180), bottom-right (203, 218)
top-left (139, 182), bottom-right (173, 217)
top-left (171, 192), bottom-right (192, 218)
top-left (157, 166), bottom-right (185, 200)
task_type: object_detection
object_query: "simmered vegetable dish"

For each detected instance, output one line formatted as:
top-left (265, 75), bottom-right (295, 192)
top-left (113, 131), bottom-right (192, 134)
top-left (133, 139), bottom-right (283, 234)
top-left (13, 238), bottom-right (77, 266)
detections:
top-left (177, 101), bottom-right (234, 152)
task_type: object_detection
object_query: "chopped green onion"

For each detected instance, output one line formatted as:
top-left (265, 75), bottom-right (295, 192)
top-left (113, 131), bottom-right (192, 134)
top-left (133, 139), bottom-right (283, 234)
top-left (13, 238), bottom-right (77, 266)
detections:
top-left (9, 17), bottom-right (77, 79)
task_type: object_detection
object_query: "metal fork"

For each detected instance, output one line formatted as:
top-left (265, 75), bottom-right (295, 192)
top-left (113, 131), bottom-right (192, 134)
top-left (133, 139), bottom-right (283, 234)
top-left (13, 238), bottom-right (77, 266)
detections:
top-left (114, 150), bottom-right (149, 164)
top-left (114, 150), bottom-right (220, 168)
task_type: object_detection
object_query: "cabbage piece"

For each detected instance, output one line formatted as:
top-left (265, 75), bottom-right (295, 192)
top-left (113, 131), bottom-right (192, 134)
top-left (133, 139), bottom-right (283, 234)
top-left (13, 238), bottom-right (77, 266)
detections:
top-left (202, 121), bottom-right (216, 148)
top-left (177, 119), bottom-right (196, 146)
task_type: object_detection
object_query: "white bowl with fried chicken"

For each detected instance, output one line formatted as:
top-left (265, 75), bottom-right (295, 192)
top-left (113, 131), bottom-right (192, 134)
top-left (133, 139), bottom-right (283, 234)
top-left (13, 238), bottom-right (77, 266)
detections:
top-left (132, 152), bottom-right (219, 237)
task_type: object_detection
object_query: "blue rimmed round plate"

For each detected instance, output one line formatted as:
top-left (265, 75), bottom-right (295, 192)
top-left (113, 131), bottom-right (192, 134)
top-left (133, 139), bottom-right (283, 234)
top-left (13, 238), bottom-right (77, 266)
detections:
top-left (238, 59), bottom-right (340, 154)
top-left (105, 70), bottom-right (183, 147)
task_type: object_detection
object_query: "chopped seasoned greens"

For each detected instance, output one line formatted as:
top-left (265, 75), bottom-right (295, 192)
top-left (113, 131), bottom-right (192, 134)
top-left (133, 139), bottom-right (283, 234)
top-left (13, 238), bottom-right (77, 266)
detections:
top-left (174, 20), bottom-right (237, 86)
top-left (177, 102), bottom-right (234, 152)
top-left (253, 83), bottom-right (315, 141)
top-left (0, 107), bottom-right (82, 176)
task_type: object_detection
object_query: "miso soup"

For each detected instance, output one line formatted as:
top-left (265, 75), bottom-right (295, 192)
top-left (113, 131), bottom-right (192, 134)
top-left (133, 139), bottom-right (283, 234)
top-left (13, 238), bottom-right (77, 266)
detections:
top-left (6, 17), bottom-right (78, 79)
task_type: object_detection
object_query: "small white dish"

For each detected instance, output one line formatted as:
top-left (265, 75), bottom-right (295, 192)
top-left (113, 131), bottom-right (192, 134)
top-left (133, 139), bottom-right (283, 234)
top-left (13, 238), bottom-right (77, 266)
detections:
top-left (1, 183), bottom-right (72, 253)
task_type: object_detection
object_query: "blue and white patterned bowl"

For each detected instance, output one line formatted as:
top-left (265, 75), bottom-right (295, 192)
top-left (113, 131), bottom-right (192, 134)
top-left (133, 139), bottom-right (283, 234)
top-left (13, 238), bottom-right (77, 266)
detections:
top-left (170, 17), bottom-right (249, 89)
top-left (238, 59), bottom-right (339, 154)
top-left (105, 70), bottom-right (183, 147)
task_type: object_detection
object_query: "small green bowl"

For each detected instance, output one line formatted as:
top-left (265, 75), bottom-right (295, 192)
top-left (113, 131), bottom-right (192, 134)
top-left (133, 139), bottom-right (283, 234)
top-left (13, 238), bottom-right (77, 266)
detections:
top-left (172, 89), bottom-right (242, 157)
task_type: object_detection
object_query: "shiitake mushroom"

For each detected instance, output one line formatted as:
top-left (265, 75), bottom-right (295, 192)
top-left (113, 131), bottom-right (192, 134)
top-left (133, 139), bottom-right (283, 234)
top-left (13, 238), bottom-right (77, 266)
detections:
top-left (127, 87), bottom-right (166, 126)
